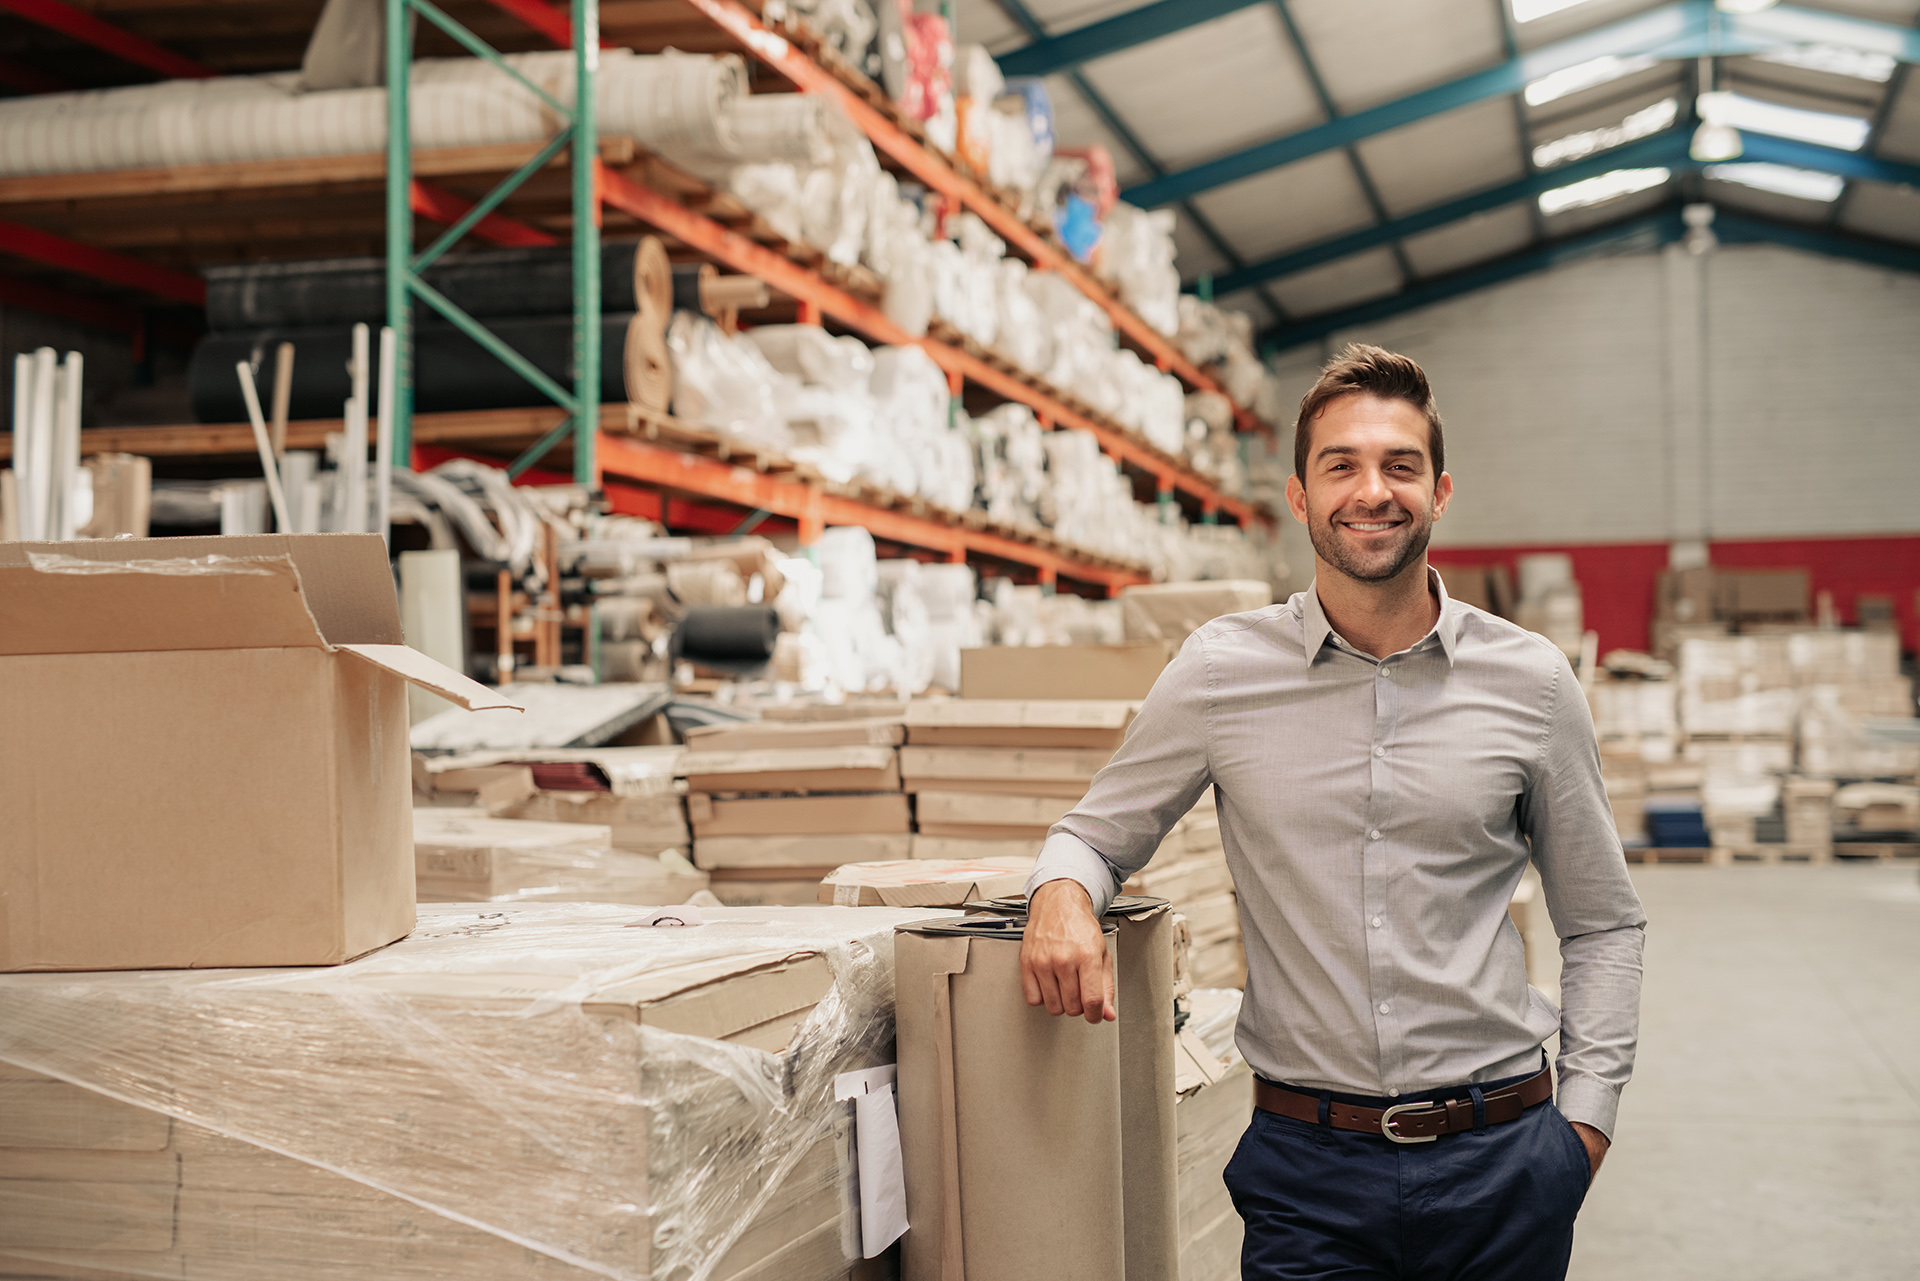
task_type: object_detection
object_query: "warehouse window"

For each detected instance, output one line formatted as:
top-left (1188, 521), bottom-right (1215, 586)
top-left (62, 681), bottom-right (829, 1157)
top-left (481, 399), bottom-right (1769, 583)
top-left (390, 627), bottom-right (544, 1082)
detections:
top-left (1696, 91), bottom-right (1872, 150)
top-left (1704, 162), bottom-right (1845, 202)
top-left (1538, 167), bottom-right (1672, 215)
top-left (1525, 55), bottom-right (1660, 107)
top-left (1533, 99), bottom-right (1679, 168)
top-left (1755, 44), bottom-right (1896, 83)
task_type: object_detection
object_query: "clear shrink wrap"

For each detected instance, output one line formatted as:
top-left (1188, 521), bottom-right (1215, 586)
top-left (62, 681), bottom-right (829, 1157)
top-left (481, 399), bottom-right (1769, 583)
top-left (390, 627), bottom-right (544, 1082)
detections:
top-left (667, 313), bottom-right (793, 455)
top-left (0, 902), bottom-right (934, 1281)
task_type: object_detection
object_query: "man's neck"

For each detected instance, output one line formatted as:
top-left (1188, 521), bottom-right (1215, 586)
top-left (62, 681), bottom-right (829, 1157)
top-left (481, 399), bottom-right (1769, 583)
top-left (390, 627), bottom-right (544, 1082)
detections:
top-left (1314, 558), bottom-right (1439, 660)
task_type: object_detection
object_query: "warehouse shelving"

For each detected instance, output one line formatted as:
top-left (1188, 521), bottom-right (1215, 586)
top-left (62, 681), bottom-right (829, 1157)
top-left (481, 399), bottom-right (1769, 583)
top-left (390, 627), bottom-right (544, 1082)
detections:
top-left (0, 0), bottom-right (1278, 575)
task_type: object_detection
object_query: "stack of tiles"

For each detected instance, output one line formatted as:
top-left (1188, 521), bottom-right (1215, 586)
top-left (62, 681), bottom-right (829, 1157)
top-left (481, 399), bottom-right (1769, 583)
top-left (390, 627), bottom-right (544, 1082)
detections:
top-left (682, 718), bottom-right (910, 905)
top-left (899, 701), bottom-right (1136, 858)
top-left (1127, 792), bottom-right (1243, 989)
top-left (0, 902), bottom-right (931, 1281)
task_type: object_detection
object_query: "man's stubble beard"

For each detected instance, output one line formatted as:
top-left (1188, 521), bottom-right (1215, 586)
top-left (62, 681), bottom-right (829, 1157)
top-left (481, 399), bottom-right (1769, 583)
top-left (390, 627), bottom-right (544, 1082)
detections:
top-left (1307, 498), bottom-right (1436, 585)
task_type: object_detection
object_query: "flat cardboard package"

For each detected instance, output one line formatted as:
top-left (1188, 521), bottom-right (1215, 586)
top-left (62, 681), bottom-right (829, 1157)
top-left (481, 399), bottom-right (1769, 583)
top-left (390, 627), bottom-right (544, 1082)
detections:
top-left (693, 832), bottom-right (913, 870)
top-left (682, 746), bottom-right (901, 795)
top-left (688, 792), bottom-right (912, 837)
top-left (903, 699), bottom-right (1136, 749)
top-left (0, 534), bottom-right (512, 973)
top-left (1119, 581), bottom-right (1271, 647)
top-left (411, 809), bottom-right (706, 905)
top-left (684, 718), bottom-right (905, 752)
top-left (958, 642), bottom-right (1172, 700)
top-left (818, 858), bottom-right (1035, 908)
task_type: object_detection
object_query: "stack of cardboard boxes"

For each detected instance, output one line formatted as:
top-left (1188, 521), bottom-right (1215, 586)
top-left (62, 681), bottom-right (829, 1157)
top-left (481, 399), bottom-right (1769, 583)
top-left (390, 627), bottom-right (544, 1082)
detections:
top-left (1128, 793), bottom-right (1244, 989)
top-left (411, 809), bottom-right (708, 905)
top-left (1652, 566), bottom-right (1810, 660)
top-left (682, 718), bottom-right (913, 905)
top-left (1791, 631), bottom-right (1918, 780)
top-left (899, 701), bottom-right (1135, 860)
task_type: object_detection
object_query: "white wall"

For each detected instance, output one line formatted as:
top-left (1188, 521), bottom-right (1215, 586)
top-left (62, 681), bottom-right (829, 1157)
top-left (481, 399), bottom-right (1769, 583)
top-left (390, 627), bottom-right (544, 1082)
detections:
top-left (1265, 240), bottom-right (1920, 589)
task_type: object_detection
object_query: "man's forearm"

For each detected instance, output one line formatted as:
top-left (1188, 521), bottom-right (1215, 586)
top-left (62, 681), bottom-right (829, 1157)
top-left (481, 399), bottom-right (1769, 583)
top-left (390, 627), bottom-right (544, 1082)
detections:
top-left (1025, 830), bottom-right (1126, 915)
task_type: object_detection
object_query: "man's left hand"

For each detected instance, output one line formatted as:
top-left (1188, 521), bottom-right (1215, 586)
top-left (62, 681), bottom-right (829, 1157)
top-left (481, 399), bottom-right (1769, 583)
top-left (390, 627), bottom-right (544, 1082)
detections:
top-left (1569, 1121), bottom-right (1609, 1180)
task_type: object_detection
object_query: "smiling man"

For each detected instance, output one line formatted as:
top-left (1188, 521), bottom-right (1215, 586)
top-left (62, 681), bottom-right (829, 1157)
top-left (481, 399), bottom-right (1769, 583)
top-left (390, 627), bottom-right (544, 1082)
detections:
top-left (1020, 344), bottom-right (1645, 1280)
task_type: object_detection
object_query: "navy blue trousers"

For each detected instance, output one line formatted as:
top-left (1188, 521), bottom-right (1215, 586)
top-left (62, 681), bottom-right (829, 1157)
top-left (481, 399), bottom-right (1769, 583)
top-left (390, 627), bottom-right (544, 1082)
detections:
top-left (1223, 1071), bottom-right (1591, 1280)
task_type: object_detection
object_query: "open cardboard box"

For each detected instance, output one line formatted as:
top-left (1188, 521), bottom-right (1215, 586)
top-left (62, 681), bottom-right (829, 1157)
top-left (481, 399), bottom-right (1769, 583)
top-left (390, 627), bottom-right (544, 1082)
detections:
top-left (0, 534), bottom-right (515, 972)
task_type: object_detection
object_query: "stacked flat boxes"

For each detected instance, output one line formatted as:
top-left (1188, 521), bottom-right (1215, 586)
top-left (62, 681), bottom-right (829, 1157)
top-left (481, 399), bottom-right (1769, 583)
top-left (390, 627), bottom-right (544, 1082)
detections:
top-left (1790, 632), bottom-right (1918, 779)
top-left (1129, 793), bottom-right (1244, 990)
top-left (412, 811), bottom-right (707, 905)
top-left (899, 700), bottom-right (1135, 860)
top-left (682, 719), bottom-right (912, 905)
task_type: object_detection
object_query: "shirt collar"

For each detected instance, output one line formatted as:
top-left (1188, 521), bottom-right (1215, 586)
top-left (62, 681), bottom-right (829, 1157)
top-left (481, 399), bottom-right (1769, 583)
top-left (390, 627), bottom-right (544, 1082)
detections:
top-left (1301, 566), bottom-right (1460, 666)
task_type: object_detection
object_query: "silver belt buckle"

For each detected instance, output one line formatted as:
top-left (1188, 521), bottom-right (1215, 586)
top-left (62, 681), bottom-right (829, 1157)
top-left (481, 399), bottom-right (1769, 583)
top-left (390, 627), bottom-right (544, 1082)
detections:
top-left (1380, 1101), bottom-right (1441, 1144)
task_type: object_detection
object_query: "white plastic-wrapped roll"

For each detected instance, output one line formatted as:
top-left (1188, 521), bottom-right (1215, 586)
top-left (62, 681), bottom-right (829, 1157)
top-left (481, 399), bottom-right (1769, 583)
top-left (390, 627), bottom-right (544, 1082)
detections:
top-left (745, 325), bottom-right (875, 394)
top-left (0, 49), bottom-right (745, 176)
top-left (725, 93), bottom-right (835, 167)
top-left (665, 312), bottom-right (791, 455)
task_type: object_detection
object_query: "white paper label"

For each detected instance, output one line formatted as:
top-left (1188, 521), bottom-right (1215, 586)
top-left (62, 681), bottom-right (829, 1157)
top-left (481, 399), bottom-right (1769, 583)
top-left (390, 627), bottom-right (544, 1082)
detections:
top-left (835, 1065), bottom-right (908, 1257)
top-left (833, 882), bottom-right (862, 907)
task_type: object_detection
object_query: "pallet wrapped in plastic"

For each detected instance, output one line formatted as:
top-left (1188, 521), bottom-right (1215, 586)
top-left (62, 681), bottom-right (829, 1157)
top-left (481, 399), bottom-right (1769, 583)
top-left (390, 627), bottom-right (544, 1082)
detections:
top-left (0, 902), bottom-right (929, 1281)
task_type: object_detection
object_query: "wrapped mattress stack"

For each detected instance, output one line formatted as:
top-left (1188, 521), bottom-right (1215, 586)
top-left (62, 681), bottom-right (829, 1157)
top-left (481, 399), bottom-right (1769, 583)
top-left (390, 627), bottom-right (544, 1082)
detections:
top-left (681, 716), bottom-right (912, 906)
top-left (0, 902), bottom-right (936, 1281)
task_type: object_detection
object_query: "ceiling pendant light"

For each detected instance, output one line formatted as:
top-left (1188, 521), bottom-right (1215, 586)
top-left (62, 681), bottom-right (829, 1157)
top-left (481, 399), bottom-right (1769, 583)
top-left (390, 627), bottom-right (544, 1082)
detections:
top-left (1691, 57), bottom-right (1744, 162)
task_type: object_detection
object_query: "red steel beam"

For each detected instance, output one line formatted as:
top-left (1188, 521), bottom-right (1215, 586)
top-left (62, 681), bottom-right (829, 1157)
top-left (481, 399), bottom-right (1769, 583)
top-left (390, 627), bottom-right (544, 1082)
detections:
top-left (678, 0), bottom-right (1267, 429)
top-left (473, 0), bottom-right (616, 48)
top-left (598, 163), bottom-right (1265, 526)
top-left (0, 218), bottom-right (205, 305)
top-left (409, 180), bottom-right (561, 248)
top-left (0, 0), bottom-right (214, 79)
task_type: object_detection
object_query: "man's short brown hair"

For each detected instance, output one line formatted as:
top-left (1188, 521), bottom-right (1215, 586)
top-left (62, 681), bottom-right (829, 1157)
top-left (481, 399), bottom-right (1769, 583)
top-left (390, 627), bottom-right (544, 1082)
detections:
top-left (1293, 343), bottom-right (1445, 479)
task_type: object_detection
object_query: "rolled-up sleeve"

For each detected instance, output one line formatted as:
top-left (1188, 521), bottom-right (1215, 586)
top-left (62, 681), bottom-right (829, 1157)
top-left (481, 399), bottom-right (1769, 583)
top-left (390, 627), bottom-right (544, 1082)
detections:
top-left (1027, 632), bottom-right (1214, 914)
top-left (1524, 655), bottom-right (1648, 1140)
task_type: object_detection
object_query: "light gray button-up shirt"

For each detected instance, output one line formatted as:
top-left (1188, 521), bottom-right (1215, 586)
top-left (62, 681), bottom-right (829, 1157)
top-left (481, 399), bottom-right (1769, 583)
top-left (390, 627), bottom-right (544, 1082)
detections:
top-left (1030, 573), bottom-right (1646, 1138)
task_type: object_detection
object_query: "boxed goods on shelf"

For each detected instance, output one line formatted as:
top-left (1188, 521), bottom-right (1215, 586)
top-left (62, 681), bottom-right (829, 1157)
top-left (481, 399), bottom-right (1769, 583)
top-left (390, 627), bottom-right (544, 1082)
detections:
top-left (0, 902), bottom-right (931, 1281)
top-left (0, 533), bottom-right (510, 974)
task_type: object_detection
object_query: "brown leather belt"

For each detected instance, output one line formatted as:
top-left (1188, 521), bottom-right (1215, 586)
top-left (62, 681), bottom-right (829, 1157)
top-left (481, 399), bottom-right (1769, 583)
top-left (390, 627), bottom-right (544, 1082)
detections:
top-left (1253, 1065), bottom-right (1554, 1144)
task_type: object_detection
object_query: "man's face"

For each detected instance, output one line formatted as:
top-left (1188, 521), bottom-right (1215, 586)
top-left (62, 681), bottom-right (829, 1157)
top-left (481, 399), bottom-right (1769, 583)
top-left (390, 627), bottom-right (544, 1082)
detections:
top-left (1285, 394), bottom-right (1452, 585)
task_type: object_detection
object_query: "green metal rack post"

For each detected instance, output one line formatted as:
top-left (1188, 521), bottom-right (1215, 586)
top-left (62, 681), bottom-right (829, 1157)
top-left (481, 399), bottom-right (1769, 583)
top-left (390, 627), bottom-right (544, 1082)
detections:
top-left (385, 0), bottom-right (601, 486)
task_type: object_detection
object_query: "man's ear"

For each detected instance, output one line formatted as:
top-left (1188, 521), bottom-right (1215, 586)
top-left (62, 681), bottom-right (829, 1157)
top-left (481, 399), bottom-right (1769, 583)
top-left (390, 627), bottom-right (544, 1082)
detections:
top-left (1431, 471), bottom-right (1453, 520)
top-left (1285, 473), bottom-right (1310, 526)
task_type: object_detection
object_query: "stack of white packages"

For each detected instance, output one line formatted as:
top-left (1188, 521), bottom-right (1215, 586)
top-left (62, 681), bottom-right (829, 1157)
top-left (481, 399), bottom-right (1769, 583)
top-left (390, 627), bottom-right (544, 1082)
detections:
top-left (667, 312), bottom-right (793, 452)
top-left (747, 323), bottom-right (879, 486)
top-left (982, 579), bottom-right (1124, 647)
top-left (875, 559), bottom-right (981, 695)
top-left (974, 402), bottom-right (1050, 529)
top-left (807, 526), bottom-right (908, 696)
top-left (871, 346), bottom-right (976, 513)
top-left (1099, 202), bottom-right (1182, 338)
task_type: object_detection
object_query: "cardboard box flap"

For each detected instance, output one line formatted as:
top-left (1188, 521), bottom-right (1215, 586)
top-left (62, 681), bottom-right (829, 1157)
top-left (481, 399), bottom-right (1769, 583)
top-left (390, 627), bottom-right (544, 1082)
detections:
top-left (338, 644), bottom-right (521, 712)
top-left (0, 553), bottom-right (329, 656)
top-left (1, 533), bottom-right (401, 644)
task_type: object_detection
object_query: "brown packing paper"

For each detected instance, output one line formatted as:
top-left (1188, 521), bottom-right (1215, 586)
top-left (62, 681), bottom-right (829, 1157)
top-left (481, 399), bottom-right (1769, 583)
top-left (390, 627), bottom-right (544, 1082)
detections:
top-left (898, 745), bottom-right (1113, 784)
top-left (682, 746), bottom-right (902, 795)
top-left (959, 643), bottom-right (1173, 700)
top-left (693, 833), bottom-right (913, 869)
top-left (912, 792), bottom-right (1077, 829)
top-left (684, 718), bottom-right (905, 752)
top-left (894, 918), bottom-right (1126, 1281)
top-left (688, 792), bottom-right (913, 836)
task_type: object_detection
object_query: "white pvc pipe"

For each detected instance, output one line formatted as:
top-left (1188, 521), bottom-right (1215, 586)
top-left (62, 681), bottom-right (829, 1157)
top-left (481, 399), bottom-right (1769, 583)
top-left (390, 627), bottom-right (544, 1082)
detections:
top-left (374, 325), bottom-right (396, 548)
top-left (343, 322), bottom-right (370, 534)
top-left (25, 347), bottom-right (57, 541)
top-left (10, 353), bottom-right (35, 541)
top-left (235, 361), bottom-right (294, 533)
top-left (50, 352), bottom-right (81, 539)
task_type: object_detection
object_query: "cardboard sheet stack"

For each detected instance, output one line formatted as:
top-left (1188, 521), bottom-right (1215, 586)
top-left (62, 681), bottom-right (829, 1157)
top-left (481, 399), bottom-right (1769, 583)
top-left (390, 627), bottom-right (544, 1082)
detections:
top-left (411, 809), bottom-right (707, 905)
top-left (1791, 631), bottom-right (1918, 778)
top-left (0, 903), bottom-right (930, 1281)
top-left (413, 747), bottom-right (705, 905)
top-left (682, 717), bottom-right (912, 905)
top-left (1127, 791), bottom-right (1244, 989)
top-left (899, 701), bottom-right (1135, 860)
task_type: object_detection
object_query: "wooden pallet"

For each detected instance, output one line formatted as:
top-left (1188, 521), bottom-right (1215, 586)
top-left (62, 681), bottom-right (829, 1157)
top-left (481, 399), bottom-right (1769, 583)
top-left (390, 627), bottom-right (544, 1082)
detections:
top-left (1711, 843), bottom-right (1833, 865)
top-left (1832, 843), bottom-right (1920, 861)
top-left (1623, 848), bottom-right (1713, 864)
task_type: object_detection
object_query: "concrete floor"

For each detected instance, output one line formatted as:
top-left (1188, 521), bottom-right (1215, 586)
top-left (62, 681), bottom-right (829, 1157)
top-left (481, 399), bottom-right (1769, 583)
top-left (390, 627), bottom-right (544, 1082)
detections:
top-left (1569, 863), bottom-right (1920, 1280)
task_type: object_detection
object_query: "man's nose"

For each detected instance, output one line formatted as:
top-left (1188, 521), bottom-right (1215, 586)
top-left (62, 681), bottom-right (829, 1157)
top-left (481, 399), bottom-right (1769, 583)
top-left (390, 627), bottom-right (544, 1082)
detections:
top-left (1355, 467), bottom-right (1392, 507)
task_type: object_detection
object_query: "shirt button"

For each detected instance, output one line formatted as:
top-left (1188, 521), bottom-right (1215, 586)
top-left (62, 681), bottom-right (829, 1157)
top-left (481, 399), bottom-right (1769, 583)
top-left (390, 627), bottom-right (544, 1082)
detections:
top-left (1387, 1088), bottom-right (1399, 1098)
top-left (1371, 916), bottom-right (1382, 928)
top-left (1369, 829), bottom-right (1382, 840)
top-left (1374, 746), bottom-right (1386, 757)
top-left (1380, 667), bottom-right (1392, 678)
top-left (1378, 1002), bottom-right (1391, 1015)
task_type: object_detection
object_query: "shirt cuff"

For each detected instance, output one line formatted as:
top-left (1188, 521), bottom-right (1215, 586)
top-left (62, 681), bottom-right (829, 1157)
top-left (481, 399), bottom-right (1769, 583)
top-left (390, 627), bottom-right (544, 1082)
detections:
top-left (1555, 1072), bottom-right (1622, 1142)
top-left (1026, 830), bottom-right (1121, 916)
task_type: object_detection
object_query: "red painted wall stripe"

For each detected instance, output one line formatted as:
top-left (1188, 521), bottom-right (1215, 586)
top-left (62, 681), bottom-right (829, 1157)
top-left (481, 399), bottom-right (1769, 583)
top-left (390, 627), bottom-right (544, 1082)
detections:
top-left (1428, 535), bottom-right (1920, 656)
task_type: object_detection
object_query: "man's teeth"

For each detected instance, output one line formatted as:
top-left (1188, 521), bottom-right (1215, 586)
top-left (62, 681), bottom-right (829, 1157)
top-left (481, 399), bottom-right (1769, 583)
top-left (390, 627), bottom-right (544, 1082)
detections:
top-left (1346, 521), bottom-right (1398, 531)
